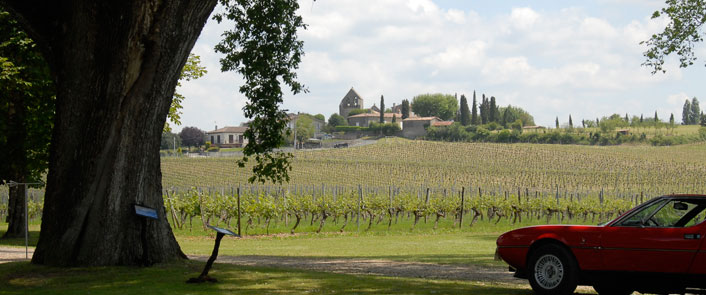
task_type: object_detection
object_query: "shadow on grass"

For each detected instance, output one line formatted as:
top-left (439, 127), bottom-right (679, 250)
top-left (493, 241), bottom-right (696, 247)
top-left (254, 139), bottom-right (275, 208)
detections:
top-left (0, 260), bottom-right (532, 295)
top-left (0, 230), bottom-right (40, 247)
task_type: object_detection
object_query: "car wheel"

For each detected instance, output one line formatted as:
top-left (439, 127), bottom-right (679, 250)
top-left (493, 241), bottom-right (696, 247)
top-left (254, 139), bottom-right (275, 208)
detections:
top-left (527, 244), bottom-right (578, 295)
top-left (593, 283), bottom-right (633, 295)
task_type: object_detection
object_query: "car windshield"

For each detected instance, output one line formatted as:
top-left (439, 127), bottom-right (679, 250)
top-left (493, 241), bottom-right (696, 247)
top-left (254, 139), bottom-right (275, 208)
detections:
top-left (615, 198), bottom-right (706, 228)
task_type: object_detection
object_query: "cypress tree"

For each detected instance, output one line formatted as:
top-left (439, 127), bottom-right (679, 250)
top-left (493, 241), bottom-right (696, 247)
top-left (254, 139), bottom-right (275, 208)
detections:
top-left (459, 94), bottom-right (471, 126)
top-left (392, 114), bottom-right (397, 123)
top-left (624, 113), bottom-right (629, 122)
top-left (471, 91), bottom-right (479, 125)
top-left (480, 94), bottom-right (488, 124)
top-left (568, 115), bottom-right (573, 128)
top-left (555, 117), bottom-right (559, 129)
top-left (654, 111), bottom-right (659, 122)
top-left (380, 95), bottom-right (385, 123)
top-left (683, 99), bottom-right (691, 124)
top-left (691, 97), bottom-right (700, 125)
top-left (669, 113), bottom-right (675, 125)
top-left (401, 99), bottom-right (410, 119)
top-left (489, 96), bottom-right (497, 122)
top-left (640, 114), bottom-right (644, 123)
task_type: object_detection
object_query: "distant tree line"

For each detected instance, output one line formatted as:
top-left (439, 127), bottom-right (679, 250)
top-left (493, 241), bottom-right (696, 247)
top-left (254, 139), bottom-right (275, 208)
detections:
top-left (408, 91), bottom-right (535, 128)
top-left (426, 122), bottom-right (706, 146)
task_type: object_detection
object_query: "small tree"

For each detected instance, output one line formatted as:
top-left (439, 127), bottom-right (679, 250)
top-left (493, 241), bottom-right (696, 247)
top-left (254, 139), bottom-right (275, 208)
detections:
top-left (489, 96), bottom-right (497, 123)
top-left (683, 99), bottom-right (692, 124)
top-left (295, 115), bottom-right (315, 143)
top-left (160, 132), bottom-right (182, 150)
top-left (471, 91), bottom-right (479, 125)
top-left (179, 127), bottom-right (206, 148)
top-left (327, 113), bottom-right (347, 129)
top-left (568, 115), bottom-right (573, 128)
top-left (314, 114), bottom-right (325, 121)
top-left (410, 93), bottom-right (458, 120)
top-left (401, 99), bottom-right (410, 119)
top-left (478, 94), bottom-right (489, 124)
top-left (459, 94), bottom-right (471, 126)
top-left (555, 117), bottom-right (559, 129)
top-left (691, 97), bottom-right (701, 125)
top-left (379, 95), bottom-right (385, 123)
top-left (166, 54), bottom-right (207, 133)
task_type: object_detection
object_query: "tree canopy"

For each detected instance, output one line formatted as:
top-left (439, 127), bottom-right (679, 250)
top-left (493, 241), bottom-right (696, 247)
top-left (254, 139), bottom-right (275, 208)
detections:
top-left (214, 0), bottom-right (306, 184)
top-left (327, 113), bottom-right (347, 129)
top-left (179, 127), bottom-right (206, 148)
top-left (643, 1), bottom-right (706, 73)
top-left (410, 93), bottom-right (458, 120)
top-left (0, 8), bottom-right (54, 238)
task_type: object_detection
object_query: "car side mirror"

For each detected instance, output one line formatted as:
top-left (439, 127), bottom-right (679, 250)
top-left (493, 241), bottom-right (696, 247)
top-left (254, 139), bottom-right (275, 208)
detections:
top-left (673, 202), bottom-right (688, 211)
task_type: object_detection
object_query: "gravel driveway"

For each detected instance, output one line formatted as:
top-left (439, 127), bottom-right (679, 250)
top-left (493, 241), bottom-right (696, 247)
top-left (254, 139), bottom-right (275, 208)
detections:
top-left (190, 254), bottom-right (524, 284)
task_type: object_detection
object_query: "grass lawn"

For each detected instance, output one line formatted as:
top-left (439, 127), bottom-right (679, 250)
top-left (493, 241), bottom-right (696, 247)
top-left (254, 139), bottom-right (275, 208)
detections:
top-left (0, 260), bottom-right (530, 295)
top-left (0, 219), bottom-right (542, 294)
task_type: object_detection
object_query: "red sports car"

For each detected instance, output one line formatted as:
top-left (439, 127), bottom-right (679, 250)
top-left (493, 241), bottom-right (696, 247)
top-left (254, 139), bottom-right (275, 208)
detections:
top-left (496, 194), bottom-right (706, 295)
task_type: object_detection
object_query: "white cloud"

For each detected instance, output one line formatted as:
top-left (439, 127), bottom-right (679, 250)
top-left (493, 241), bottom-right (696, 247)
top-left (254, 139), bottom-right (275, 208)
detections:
top-left (667, 92), bottom-right (690, 105)
top-left (510, 7), bottom-right (540, 30)
top-left (174, 1), bottom-right (703, 131)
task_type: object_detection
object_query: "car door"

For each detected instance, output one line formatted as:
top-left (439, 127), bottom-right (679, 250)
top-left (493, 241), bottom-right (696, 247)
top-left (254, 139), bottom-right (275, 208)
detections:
top-left (600, 198), bottom-right (705, 273)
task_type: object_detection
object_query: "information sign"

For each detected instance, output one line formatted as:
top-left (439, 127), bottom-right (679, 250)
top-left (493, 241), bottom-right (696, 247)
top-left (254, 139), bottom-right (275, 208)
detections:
top-left (134, 205), bottom-right (158, 219)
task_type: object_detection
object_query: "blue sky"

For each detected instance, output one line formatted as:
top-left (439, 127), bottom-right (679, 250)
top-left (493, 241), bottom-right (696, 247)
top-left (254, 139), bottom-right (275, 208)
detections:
top-left (175, 0), bottom-right (704, 132)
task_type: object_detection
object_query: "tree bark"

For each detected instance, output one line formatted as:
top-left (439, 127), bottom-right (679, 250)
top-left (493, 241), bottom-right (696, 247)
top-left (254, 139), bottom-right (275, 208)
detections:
top-left (2, 86), bottom-right (27, 238)
top-left (3, 182), bottom-right (26, 238)
top-left (4, 0), bottom-right (218, 266)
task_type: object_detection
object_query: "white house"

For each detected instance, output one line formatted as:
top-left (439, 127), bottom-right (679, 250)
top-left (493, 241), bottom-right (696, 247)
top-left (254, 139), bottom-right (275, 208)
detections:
top-left (206, 126), bottom-right (248, 148)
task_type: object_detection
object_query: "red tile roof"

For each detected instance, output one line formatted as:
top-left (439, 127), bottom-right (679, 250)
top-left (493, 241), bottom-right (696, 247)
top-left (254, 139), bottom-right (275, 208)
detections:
top-left (431, 121), bottom-right (453, 127)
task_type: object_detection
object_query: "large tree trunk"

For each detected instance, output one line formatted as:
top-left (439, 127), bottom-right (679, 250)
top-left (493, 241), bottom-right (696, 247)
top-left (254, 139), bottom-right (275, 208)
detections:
top-left (3, 181), bottom-right (26, 238)
top-left (2, 85), bottom-right (27, 239)
top-left (5, 0), bottom-right (217, 266)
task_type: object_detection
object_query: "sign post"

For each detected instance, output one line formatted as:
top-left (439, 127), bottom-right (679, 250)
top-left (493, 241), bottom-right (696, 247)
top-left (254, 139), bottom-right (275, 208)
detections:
top-left (134, 204), bottom-right (158, 266)
top-left (7, 180), bottom-right (44, 259)
top-left (187, 225), bottom-right (240, 283)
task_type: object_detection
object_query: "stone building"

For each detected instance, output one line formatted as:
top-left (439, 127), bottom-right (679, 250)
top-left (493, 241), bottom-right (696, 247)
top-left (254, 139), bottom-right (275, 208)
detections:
top-left (348, 111), bottom-right (402, 128)
top-left (402, 117), bottom-right (440, 139)
top-left (339, 87), bottom-right (364, 118)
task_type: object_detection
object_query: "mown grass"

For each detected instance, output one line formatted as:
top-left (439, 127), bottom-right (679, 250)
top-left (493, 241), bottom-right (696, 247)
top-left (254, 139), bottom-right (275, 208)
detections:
top-left (1, 217), bottom-right (595, 294)
top-left (0, 260), bottom-right (531, 295)
top-left (174, 215), bottom-right (599, 267)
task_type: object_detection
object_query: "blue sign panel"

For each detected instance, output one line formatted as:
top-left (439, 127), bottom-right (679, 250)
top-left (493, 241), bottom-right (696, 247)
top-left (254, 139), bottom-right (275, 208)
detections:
top-left (207, 225), bottom-right (239, 237)
top-left (134, 205), bottom-right (158, 220)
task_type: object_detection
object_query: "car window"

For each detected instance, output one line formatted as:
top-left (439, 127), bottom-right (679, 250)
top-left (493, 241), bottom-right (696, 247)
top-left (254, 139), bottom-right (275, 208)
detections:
top-left (683, 206), bottom-right (706, 227)
top-left (616, 200), bottom-right (666, 227)
top-left (651, 200), bottom-right (698, 227)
